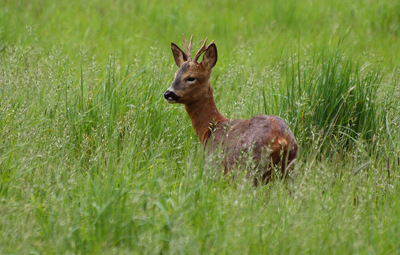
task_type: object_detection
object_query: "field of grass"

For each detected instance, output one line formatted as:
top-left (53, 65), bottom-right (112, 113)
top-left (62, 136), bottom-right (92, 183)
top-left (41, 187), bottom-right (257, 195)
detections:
top-left (1, 0), bottom-right (400, 254)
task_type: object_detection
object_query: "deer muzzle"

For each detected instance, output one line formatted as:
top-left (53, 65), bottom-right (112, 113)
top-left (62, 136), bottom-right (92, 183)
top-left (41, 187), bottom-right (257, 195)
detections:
top-left (164, 90), bottom-right (180, 103)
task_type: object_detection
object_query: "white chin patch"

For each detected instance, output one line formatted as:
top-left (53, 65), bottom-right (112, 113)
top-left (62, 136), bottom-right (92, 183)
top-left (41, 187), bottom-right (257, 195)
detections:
top-left (165, 98), bottom-right (176, 103)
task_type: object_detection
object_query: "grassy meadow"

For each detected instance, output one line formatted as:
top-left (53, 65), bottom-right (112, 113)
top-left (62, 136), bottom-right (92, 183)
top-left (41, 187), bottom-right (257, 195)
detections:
top-left (1, 0), bottom-right (400, 253)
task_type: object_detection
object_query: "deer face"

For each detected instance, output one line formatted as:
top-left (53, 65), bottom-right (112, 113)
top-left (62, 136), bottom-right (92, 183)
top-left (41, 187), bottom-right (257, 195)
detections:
top-left (165, 61), bottom-right (211, 104)
top-left (164, 36), bottom-right (217, 105)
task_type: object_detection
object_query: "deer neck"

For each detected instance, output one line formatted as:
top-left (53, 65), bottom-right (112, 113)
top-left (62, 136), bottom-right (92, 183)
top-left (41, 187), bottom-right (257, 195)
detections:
top-left (184, 85), bottom-right (228, 145)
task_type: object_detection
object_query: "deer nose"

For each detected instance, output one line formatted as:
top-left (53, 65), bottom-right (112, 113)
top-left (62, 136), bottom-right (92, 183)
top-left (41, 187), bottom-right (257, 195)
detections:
top-left (164, 90), bottom-right (180, 101)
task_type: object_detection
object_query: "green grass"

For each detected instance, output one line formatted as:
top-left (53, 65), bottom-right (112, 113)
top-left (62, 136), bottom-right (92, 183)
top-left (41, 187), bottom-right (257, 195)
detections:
top-left (1, 0), bottom-right (400, 254)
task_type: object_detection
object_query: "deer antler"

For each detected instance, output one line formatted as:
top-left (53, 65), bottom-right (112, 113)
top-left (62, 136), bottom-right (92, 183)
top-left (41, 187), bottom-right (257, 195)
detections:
top-left (182, 34), bottom-right (193, 61)
top-left (182, 35), bottom-right (214, 63)
top-left (193, 38), bottom-right (215, 63)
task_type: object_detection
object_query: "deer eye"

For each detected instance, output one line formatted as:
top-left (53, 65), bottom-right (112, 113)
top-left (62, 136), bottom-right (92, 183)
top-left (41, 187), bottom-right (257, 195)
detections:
top-left (187, 77), bottom-right (196, 82)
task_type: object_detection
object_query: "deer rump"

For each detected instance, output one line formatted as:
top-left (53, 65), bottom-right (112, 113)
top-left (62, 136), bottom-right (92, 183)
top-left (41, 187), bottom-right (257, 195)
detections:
top-left (204, 114), bottom-right (298, 184)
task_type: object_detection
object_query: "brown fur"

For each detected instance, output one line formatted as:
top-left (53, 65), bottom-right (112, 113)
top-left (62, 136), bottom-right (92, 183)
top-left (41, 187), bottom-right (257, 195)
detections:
top-left (165, 36), bottom-right (298, 184)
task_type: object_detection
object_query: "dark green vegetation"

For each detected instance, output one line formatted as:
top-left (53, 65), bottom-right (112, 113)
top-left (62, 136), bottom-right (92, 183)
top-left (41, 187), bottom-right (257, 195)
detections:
top-left (1, 0), bottom-right (399, 254)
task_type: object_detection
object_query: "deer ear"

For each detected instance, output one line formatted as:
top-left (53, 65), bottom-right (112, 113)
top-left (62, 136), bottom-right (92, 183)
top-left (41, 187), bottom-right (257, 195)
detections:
top-left (171, 43), bottom-right (187, 67)
top-left (202, 43), bottom-right (217, 70)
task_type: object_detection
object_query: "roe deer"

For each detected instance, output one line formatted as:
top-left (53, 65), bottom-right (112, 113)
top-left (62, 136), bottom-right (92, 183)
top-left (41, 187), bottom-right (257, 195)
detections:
top-left (164, 35), bottom-right (298, 184)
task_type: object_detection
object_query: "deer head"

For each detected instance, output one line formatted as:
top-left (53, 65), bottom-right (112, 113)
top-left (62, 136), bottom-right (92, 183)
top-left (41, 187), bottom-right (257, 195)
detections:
top-left (164, 35), bottom-right (217, 105)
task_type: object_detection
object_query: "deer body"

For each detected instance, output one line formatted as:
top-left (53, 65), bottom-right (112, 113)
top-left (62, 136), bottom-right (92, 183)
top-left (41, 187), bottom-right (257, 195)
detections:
top-left (164, 36), bottom-right (298, 183)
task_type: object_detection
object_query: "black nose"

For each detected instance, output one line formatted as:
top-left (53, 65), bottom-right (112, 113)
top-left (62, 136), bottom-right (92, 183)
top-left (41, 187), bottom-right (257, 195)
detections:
top-left (164, 90), bottom-right (180, 101)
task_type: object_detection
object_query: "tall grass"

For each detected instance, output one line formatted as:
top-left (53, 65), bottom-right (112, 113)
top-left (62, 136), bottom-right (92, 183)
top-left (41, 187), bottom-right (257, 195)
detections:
top-left (1, 0), bottom-right (400, 253)
top-left (279, 45), bottom-right (383, 151)
top-left (1, 31), bottom-right (399, 254)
